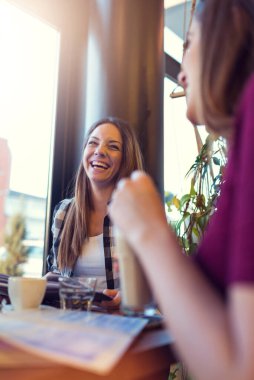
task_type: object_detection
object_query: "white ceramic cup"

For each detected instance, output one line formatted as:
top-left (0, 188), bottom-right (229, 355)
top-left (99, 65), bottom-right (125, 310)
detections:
top-left (8, 277), bottom-right (47, 311)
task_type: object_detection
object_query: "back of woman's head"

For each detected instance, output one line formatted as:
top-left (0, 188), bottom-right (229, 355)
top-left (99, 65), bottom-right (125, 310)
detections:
top-left (196, 0), bottom-right (254, 133)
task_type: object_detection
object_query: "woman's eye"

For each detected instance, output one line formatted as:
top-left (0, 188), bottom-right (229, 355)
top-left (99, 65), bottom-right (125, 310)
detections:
top-left (88, 141), bottom-right (97, 146)
top-left (184, 39), bottom-right (189, 50)
top-left (109, 145), bottom-right (120, 151)
top-left (184, 35), bottom-right (192, 52)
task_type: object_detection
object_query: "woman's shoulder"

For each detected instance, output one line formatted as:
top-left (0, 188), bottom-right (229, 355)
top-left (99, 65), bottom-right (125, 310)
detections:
top-left (53, 198), bottom-right (73, 220)
top-left (234, 73), bottom-right (254, 142)
top-left (54, 198), bottom-right (73, 214)
top-left (52, 198), bottom-right (73, 235)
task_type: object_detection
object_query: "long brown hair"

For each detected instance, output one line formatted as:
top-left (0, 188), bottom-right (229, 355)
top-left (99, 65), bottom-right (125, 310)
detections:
top-left (197, 0), bottom-right (254, 134)
top-left (58, 117), bottom-right (143, 270)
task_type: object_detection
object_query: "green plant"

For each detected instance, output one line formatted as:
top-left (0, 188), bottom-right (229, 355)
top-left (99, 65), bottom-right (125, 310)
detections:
top-left (0, 213), bottom-right (28, 275)
top-left (169, 362), bottom-right (193, 380)
top-left (165, 135), bottom-right (226, 255)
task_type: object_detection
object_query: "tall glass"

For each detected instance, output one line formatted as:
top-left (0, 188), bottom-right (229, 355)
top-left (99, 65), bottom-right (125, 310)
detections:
top-left (58, 277), bottom-right (97, 312)
top-left (115, 229), bottom-right (156, 317)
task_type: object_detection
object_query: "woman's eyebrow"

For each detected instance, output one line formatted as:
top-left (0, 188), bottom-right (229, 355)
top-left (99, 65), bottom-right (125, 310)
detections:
top-left (89, 136), bottom-right (122, 145)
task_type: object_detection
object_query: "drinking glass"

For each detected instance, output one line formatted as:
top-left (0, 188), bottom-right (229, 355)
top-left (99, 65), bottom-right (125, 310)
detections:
top-left (115, 229), bottom-right (156, 317)
top-left (58, 277), bottom-right (97, 312)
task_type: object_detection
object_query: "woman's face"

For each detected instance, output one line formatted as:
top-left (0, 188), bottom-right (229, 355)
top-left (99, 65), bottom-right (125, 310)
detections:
top-left (178, 18), bottom-right (204, 125)
top-left (83, 123), bottom-right (123, 188)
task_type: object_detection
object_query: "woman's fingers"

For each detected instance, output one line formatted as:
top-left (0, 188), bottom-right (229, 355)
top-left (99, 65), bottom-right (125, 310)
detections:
top-left (101, 289), bottom-right (121, 309)
top-left (108, 171), bottom-right (167, 247)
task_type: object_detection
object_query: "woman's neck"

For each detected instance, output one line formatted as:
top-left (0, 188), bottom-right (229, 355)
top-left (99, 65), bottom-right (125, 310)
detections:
top-left (88, 187), bottom-right (113, 237)
top-left (90, 183), bottom-right (114, 213)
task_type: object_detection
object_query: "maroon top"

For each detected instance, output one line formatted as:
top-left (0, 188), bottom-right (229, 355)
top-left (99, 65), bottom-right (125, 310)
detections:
top-left (195, 74), bottom-right (254, 298)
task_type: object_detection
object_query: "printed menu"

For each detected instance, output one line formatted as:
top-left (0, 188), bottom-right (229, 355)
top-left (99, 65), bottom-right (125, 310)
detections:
top-left (0, 307), bottom-right (147, 374)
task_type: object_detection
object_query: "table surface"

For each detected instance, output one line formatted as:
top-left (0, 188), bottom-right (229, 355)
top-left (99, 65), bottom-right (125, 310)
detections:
top-left (0, 322), bottom-right (176, 380)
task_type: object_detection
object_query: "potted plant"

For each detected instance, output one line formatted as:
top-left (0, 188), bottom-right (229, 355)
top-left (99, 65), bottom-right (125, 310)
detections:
top-left (165, 135), bottom-right (227, 255)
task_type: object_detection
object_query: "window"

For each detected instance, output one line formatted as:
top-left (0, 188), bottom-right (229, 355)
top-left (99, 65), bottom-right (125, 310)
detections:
top-left (164, 1), bottom-right (207, 198)
top-left (164, 77), bottom-right (199, 196)
top-left (0, 0), bottom-right (60, 277)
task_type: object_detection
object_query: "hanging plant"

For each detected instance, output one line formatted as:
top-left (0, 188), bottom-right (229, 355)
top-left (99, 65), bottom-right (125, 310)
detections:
top-left (165, 135), bottom-right (227, 255)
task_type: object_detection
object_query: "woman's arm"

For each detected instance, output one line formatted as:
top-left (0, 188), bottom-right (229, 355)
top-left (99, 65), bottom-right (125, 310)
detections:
top-left (108, 171), bottom-right (254, 380)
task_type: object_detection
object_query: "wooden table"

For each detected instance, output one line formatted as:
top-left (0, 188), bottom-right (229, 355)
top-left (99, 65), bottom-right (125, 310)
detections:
top-left (0, 326), bottom-right (176, 380)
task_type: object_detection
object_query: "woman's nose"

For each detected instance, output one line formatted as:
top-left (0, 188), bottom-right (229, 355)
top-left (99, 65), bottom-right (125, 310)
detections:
top-left (177, 69), bottom-right (187, 90)
top-left (95, 144), bottom-right (106, 155)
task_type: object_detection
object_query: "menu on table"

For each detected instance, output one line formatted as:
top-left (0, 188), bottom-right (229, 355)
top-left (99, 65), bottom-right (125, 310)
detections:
top-left (0, 307), bottom-right (147, 374)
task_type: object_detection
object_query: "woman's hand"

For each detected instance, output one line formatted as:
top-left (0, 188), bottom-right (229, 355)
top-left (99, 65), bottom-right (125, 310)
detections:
top-left (44, 272), bottom-right (61, 281)
top-left (108, 171), bottom-right (168, 249)
top-left (100, 289), bottom-right (121, 310)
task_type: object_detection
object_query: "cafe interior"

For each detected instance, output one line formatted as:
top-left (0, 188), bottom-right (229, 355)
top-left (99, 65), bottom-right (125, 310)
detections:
top-left (0, 0), bottom-right (225, 379)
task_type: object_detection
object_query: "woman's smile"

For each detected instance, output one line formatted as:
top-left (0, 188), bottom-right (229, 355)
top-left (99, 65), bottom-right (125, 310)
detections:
top-left (90, 160), bottom-right (110, 171)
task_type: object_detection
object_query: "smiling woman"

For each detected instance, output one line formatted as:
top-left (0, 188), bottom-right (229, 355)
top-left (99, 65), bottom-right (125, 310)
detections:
top-left (46, 117), bottom-right (143, 309)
